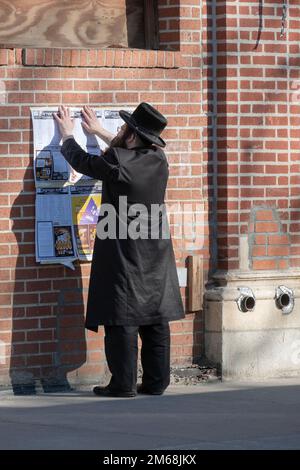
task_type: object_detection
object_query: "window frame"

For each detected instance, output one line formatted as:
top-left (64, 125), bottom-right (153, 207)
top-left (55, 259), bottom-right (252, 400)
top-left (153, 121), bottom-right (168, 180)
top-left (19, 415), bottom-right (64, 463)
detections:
top-left (144, 0), bottom-right (159, 50)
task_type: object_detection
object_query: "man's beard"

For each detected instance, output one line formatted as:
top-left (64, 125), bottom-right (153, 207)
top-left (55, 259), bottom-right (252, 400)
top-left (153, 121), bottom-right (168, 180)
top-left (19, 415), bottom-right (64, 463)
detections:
top-left (110, 133), bottom-right (128, 149)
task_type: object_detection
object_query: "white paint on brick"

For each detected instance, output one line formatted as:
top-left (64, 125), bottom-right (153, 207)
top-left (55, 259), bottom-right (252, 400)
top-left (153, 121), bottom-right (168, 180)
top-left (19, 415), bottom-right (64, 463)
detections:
top-left (0, 341), bottom-right (6, 365)
top-left (177, 267), bottom-right (187, 287)
top-left (0, 80), bottom-right (7, 104)
top-left (239, 235), bottom-right (250, 271)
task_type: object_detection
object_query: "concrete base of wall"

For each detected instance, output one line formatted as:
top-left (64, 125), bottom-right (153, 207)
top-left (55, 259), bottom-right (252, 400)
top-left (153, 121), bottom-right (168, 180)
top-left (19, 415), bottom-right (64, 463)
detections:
top-left (205, 269), bottom-right (300, 380)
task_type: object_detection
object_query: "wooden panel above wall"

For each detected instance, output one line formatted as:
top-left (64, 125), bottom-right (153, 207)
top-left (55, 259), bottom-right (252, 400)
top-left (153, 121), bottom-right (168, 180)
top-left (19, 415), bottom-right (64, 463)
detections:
top-left (0, 0), bottom-right (146, 49)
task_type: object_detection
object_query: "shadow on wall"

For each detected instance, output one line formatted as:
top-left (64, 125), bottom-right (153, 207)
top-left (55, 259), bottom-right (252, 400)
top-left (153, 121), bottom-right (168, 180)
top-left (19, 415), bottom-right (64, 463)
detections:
top-left (9, 156), bottom-right (87, 394)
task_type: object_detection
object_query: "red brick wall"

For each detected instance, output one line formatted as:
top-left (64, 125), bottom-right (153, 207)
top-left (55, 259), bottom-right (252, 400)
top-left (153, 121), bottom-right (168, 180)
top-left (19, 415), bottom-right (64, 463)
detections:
top-left (203, 0), bottom-right (300, 272)
top-left (0, 0), bottom-right (206, 387)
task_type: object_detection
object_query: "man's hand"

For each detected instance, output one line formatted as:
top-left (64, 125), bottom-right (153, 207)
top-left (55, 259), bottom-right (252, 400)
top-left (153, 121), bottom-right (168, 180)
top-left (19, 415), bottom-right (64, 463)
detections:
top-left (81, 105), bottom-right (114, 145)
top-left (53, 105), bottom-right (75, 138)
top-left (81, 105), bottom-right (103, 135)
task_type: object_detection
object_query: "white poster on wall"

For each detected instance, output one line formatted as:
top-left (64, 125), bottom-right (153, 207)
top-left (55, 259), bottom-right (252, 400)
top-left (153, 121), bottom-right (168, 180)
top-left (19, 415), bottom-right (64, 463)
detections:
top-left (31, 107), bottom-right (127, 268)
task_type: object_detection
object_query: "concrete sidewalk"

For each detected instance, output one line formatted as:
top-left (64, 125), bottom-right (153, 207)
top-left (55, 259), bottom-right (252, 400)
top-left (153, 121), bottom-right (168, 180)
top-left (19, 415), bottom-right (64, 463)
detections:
top-left (1, 378), bottom-right (300, 450)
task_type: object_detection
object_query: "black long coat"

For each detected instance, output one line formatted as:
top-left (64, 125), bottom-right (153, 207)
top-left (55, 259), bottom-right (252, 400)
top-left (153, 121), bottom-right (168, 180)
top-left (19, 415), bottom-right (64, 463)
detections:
top-left (61, 138), bottom-right (185, 331)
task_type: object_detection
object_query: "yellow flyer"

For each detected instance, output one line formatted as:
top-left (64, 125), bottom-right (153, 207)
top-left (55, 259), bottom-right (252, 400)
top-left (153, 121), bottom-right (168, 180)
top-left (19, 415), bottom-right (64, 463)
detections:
top-left (71, 186), bottom-right (102, 261)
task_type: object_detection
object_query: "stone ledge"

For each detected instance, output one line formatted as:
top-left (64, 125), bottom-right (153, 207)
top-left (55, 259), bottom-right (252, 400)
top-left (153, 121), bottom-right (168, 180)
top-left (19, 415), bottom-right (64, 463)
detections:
top-left (211, 268), bottom-right (300, 283)
top-left (0, 48), bottom-right (18, 65)
top-left (22, 48), bottom-right (183, 68)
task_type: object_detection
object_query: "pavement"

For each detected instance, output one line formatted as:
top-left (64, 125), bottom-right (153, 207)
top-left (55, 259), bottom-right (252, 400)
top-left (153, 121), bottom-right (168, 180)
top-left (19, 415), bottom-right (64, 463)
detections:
top-left (1, 378), bottom-right (300, 450)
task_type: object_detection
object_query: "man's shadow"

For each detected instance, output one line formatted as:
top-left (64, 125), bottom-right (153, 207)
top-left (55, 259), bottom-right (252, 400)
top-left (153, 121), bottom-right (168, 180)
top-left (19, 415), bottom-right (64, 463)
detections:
top-left (8, 129), bottom-right (100, 394)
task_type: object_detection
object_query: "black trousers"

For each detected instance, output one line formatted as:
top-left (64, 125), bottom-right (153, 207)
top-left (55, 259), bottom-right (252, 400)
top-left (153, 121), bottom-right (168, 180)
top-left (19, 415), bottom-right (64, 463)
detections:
top-left (104, 322), bottom-right (170, 393)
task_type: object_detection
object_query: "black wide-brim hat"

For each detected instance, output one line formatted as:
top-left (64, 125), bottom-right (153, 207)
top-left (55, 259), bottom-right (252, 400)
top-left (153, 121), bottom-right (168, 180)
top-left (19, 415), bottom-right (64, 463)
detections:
top-left (119, 102), bottom-right (167, 147)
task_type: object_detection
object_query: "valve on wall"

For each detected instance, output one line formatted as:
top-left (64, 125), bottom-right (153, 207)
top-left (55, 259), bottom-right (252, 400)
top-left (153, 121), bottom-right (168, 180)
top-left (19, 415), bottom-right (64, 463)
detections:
top-left (275, 285), bottom-right (294, 314)
top-left (236, 287), bottom-right (256, 313)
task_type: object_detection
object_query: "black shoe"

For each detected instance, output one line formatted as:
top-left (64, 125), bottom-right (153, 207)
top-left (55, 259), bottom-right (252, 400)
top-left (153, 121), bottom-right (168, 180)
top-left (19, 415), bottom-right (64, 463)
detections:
top-left (137, 384), bottom-right (164, 395)
top-left (93, 385), bottom-right (136, 398)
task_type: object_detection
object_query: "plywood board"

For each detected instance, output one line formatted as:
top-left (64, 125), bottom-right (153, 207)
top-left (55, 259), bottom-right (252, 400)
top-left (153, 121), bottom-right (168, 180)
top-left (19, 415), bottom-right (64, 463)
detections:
top-left (188, 255), bottom-right (204, 312)
top-left (0, 0), bottom-right (145, 49)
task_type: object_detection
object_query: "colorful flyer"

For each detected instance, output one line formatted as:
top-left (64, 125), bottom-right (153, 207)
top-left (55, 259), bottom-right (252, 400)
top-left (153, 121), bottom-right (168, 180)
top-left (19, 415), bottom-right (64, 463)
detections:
top-left (53, 226), bottom-right (75, 257)
top-left (71, 185), bottom-right (102, 261)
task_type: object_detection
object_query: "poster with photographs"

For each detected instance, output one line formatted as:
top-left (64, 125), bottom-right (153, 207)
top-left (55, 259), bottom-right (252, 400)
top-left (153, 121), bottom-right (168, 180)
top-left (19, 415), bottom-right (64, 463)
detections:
top-left (31, 107), bottom-right (103, 188)
top-left (31, 107), bottom-right (128, 267)
top-left (35, 188), bottom-right (77, 264)
top-left (53, 226), bottom-right (75, 257)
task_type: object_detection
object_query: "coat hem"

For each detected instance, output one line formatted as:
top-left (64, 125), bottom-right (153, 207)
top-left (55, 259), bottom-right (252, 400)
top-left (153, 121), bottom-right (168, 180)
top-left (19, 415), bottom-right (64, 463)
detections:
top-left (85, 312), bottom-right (186, 328)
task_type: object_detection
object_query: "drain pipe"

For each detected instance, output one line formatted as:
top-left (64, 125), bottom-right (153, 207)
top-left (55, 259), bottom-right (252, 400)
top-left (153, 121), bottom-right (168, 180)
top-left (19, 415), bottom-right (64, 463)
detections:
top-left (275, 285), bottom-right (294, 314)
top-left (236, 287), bottom-right (256, 312)
top-left (206, 0), bottom-right (219, 275)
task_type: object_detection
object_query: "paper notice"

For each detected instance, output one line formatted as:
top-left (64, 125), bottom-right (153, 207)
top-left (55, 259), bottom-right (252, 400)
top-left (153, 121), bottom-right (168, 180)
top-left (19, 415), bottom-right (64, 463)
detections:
top-left (31, 106), bottom-right (131, 267)
top-left (37, 221), bottom-right (55, 258)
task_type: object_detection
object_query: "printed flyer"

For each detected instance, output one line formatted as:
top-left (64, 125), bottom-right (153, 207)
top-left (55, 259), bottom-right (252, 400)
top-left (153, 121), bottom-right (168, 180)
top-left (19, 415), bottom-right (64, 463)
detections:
top-left (31, 107), bottom-right (126, 267)
top-left (71, 184), bottom-right (102, 261)
top-left (35, 188), bottom-right (76, 264)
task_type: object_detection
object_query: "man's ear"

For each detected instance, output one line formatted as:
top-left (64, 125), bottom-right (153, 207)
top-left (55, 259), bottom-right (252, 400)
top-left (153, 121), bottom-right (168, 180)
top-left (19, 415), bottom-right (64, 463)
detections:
top-left (126, 131), bottom-right (136, 145)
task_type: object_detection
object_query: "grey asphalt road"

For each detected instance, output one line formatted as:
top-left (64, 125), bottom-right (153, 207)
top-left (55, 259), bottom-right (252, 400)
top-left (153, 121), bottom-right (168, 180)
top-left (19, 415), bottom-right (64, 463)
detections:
top-left (0, 378), bottom-right (300, 450)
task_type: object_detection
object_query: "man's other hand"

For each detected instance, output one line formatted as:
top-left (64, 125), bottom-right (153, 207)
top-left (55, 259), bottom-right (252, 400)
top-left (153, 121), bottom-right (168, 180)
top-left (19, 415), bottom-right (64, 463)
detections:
top-left (53, 105), bottom-right (75, 138)
top-left (81, 105), bottom-right (105, 135)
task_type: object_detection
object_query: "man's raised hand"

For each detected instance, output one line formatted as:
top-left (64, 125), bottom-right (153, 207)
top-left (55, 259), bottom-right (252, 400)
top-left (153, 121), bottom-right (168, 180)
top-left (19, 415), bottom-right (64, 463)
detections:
top-left (81, 105), bottom-right (103, 135)
top-left (81, 105), bottom-right (115, 145)
top-left (53, 105), bottom-right (75, 138)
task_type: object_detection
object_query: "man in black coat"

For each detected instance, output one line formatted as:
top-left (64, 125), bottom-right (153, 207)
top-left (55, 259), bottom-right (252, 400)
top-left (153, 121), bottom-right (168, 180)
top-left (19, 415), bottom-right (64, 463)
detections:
top-left (54, 103), bottom-right (185, 397)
